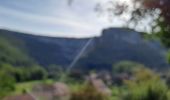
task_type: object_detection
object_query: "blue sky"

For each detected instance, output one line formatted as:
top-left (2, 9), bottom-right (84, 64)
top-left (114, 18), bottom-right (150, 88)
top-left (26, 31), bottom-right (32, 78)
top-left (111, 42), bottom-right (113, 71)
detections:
top-left (0, 0), bottom-right (154, 38)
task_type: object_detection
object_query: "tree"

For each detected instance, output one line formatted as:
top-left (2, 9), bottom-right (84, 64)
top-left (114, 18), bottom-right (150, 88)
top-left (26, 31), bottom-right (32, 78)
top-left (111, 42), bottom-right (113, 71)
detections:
top-left (142, 0), bottom-right (170, 47)
top-left (118, 0), bottom-right (170, 47)
top-left (0, 70), bottom-right (16, 99)
top-left (69, 0), bottom-right (170, 47)
top-left (113, 61), bottom-right (144, 74)
top-left (28, 65), bottom-right (48, 80)
top-left (46, 64), bottom-right (63, 79)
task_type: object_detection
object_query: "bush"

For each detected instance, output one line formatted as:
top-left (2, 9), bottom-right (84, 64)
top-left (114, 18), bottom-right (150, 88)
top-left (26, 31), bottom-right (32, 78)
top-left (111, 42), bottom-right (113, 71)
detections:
top-left (113, 61), bottom-right (144, 74)
top-left (70, 83), bottom-right (110, 100)
top-left (122, 68), bottom-right (168, 100)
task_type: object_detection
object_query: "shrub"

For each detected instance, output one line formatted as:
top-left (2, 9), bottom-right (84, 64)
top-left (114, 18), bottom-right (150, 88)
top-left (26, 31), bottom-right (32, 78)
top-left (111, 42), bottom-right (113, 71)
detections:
top-left (122, 68), bottom-right (168, 100)
top-left (70, 83), bottom-right (110, 100)
top-left (113, 61), bottom-right (144, 74)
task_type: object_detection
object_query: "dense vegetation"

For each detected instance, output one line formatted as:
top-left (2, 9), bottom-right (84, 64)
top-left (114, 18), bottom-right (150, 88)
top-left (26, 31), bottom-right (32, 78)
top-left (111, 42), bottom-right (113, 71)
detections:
top-left (0, 35), bottom-right (48, 98)
top-left (1, 32), bottom-right (170, 100)
top-left (2, 60), bottom-right (170, 100)
top-left (69, 62), bottom-right (170, 100)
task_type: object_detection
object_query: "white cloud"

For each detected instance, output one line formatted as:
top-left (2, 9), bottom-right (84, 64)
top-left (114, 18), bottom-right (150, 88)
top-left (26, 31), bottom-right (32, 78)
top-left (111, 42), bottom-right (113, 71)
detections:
top-left (0, 0), bottom-right (146, 38)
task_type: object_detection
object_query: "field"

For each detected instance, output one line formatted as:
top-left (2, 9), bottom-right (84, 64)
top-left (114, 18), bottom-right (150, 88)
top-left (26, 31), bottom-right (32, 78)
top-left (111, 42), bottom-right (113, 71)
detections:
top-left (12, 79), bottom-right (54, 95)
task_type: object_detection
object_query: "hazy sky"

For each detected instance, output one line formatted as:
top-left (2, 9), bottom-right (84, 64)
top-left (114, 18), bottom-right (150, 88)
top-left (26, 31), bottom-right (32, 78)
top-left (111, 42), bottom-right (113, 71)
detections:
top-left (0, 0), bottom-right (144, 38)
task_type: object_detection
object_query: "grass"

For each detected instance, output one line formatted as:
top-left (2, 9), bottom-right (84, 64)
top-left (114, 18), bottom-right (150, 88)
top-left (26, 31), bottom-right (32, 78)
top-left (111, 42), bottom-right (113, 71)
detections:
top-left (12, 79), bottom-right (55, 95)
top-left (11, 79), bottom-right (121, 99)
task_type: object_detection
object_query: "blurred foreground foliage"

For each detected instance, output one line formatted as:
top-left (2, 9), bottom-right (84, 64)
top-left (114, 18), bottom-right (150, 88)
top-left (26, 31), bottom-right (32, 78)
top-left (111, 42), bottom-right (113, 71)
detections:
top-left (0, 63), bottom-right (47, 98)
top-left (70, 83), bottom-right (110, 100)
top-left (122, 68), bottom-right (168, 100)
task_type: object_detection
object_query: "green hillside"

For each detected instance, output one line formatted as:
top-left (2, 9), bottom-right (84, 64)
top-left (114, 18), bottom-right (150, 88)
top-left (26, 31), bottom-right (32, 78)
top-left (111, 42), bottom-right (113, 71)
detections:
top-left (0, 36), bottom-right (33, 66)
top-left (0, 34), bottom-right (47, 98)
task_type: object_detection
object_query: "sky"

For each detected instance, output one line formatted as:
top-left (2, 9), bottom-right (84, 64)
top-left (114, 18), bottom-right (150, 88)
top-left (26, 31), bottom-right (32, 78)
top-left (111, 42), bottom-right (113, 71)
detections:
top-left (0, 0), bottom-right (153, 38)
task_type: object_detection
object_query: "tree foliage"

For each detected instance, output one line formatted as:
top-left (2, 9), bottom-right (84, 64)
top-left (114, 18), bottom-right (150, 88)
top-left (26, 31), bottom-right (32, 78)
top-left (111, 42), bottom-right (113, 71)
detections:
top-left (123, 68), bottom-right (168, 100)
top-left (69, 0), bottom-right (170, 47)
top-left (70, 83), bottom-right (110, 100)
top-left (113, 61), bottom-right (144, 74)
top-left (0, 67), bottom-right (16, 99)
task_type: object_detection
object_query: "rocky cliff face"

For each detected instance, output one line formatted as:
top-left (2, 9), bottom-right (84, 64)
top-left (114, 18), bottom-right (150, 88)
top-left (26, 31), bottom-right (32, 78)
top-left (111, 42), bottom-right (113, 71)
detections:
top-left (76, 28), bottom-right (168, 71)
top-left (0, 28), bottom-right (168, 70)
